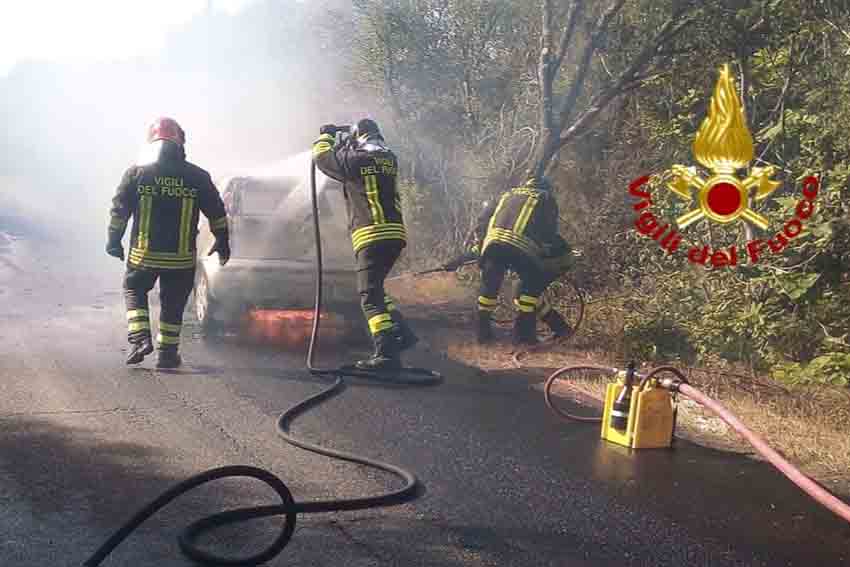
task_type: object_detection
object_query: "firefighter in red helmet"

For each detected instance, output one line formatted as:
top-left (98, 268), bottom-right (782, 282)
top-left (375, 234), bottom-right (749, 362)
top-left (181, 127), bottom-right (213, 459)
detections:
top-left (312, 118), bottom-right (417, 371)
top-left (106, 117), bottom-right (230, 368)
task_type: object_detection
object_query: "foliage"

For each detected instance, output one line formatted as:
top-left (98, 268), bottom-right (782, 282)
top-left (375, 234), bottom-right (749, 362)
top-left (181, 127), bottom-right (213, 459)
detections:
top-left (320, 0), bottom-right (850, 385)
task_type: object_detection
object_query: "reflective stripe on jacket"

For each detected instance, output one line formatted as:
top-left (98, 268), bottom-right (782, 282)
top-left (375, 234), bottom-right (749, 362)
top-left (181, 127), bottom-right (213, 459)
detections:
top-left (108, 152), bottom-right (228, 270)
top-left (481, 181), bottom-right (558, 261)
top-left (313, 134), bottom-right (406, 254)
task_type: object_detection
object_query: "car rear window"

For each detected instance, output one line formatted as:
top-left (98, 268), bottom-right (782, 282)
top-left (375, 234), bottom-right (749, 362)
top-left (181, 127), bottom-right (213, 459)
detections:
top-left (241, 189), bottom-right (287, 215)
top-left (225, 177), bottom-right (350, 261)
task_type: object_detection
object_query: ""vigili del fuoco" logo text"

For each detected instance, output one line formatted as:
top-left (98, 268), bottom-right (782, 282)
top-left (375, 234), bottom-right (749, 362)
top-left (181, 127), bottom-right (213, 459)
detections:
top-left (628, 64), bottom-right (820, 269)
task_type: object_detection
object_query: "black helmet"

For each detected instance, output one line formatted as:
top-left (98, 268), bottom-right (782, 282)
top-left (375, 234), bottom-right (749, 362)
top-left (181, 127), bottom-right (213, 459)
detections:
top-left (351, 118), bottom-right (383, 142)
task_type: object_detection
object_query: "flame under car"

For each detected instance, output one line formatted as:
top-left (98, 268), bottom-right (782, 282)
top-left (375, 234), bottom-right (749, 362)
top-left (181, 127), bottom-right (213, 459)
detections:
top-left (194, 175), bottom-right (366, 346)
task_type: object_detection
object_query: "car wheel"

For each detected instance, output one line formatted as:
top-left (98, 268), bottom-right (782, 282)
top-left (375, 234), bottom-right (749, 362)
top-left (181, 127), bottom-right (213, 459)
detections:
top-left (194, 271), bottom-right (221, 334)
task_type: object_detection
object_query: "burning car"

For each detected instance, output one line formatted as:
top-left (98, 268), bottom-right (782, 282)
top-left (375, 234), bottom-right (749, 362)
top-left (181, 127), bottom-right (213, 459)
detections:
top-left (194, 173), bottom-right (365, 344)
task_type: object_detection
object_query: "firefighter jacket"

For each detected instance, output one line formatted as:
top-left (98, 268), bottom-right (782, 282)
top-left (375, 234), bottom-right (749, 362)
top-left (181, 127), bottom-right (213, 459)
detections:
top-left (312, 134), bottom-right (406, 254)
top-left (108, 145), bottom-right (228, 270)
top-left (479, 179), bottom-right (559, 262)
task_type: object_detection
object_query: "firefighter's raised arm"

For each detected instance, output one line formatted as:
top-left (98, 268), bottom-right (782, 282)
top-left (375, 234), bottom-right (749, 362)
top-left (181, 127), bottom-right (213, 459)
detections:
top-left (312, 124), bottom-right (347, 182)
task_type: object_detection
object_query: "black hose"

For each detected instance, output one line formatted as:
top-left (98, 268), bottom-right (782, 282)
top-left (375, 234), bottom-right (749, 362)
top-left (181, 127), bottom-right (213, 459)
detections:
top-left (83, 156), bottom-right (441, 566)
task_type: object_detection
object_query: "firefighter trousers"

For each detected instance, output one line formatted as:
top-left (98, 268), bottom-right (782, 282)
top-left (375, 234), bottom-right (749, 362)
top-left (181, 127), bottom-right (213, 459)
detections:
top-left (124, 267), bottom-right (195, 351)
top-left (477, 243), bottom-right (546, 315)
top-left (511, 271), bottom-right (558, 317)
top-left (355, 239), bottom-right (405, 337)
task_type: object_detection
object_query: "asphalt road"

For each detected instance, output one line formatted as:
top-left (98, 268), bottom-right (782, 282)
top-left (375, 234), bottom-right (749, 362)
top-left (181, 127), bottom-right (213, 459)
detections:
top-left (1, 236), bottom-right (849, 566)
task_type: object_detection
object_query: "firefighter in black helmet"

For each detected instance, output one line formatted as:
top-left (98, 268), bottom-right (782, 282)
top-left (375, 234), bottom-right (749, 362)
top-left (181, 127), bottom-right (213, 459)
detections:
top-left (443, 228), bottom-right (574, 341)
top-left (106, 117), bottom-right (230, 368)
top-left (312, 118), bottom-right (417, 371)
top-left (475, 176), bottom-right (560, 345)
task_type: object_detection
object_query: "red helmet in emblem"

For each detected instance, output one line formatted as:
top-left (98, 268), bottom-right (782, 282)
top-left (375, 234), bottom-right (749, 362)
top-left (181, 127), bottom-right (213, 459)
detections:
top-left (146, 117), bottom-right (185, 146)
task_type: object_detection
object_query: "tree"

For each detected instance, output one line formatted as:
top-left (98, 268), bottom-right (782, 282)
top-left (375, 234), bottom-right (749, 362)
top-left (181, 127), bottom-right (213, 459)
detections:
top-left (530, 0), bottom-right (698, 179)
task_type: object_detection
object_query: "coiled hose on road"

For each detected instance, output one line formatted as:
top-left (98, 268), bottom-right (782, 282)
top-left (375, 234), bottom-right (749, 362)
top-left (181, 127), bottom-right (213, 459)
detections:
top-left (83, 159), bottom-right (441, 566)
top-left (543, 364), bottom-right (850, 525)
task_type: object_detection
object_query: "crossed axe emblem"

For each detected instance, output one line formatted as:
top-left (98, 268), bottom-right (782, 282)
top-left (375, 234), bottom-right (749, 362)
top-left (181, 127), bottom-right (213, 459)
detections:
top-left (666, 164), bottom-right (781, 230)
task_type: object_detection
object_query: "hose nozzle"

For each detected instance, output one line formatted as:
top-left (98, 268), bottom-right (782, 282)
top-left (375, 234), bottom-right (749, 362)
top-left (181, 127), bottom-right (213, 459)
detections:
top-left (658, 376), bottom-right (684, 392)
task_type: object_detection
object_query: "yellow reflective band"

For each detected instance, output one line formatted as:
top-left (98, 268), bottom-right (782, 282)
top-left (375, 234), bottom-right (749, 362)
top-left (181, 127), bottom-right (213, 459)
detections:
top-left (365, 174), bottom-right (386, 224)
top-left (178, 197), bottom-right (194, 256)
top-left (129, 247), bottom-right (195, 270)
top-left (483, 228), bottom-right (540, 258)
top-left (312, 135), bottom-right (334, 157)
top-left (128, 321), bottom-right (151, 332)
top-left (157, 334), bottom-right (180, 346)
top-left (110, 216), bottom-right (128, 230)
top-left (351, 223), bottom-right (406, 252)
top-left (351, 224), bottom-right (406, 245)
top-left (477, 296), bottom-right (499, 306)
top-left (210, 217), bottom-right (227, 231)
top-left (137, 194), bottom-right (153, 251)
top-left (516, 303), bottom-right (536, 313)
top-left (129, 257), bottom-right (195, 270)
top-left (352, 232), bottom-right (406, 249)
top-left (518, 294), bottom-right (539, 305)
top-left (127, 309), bottom-right (149, 320)
top-left (513, 195), bottom-right (538, 235)
top-left (384, 295), bottom-right (397, 311)
top-left (159, 321), bottom-right (181, 333)
top-left (129, 255), bottom-right (193, 264)
top-left (488, 194), bottom-right (510, 233)
top-left (130, 248), bottom-right (192, 259)
top-left (367, 313), bottom-right (394, 335)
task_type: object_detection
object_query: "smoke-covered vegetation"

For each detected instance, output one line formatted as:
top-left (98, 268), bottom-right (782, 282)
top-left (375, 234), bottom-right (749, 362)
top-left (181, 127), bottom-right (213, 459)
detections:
top-left (320, 0), bottom-right (850, 385)
top-left (0, 1), bottom-right (355, 253)
top-left (3, 0), bottom-right (850, 384)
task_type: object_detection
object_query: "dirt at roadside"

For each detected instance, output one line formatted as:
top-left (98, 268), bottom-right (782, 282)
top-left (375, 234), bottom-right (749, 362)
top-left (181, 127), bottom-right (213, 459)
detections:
top-left (387, 271), bottom-right (850, 498)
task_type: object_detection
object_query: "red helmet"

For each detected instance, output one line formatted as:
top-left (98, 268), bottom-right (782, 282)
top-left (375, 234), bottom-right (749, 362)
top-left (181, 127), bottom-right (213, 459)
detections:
top-left (146, 117), bottom-right (185, 145)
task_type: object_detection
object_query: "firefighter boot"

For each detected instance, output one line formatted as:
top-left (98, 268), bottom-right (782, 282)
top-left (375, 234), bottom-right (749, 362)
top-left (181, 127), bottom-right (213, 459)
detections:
top-left (355, 328), bottom-right (402, 371)
top-left (126, 337), bottom-right (154, 365)
top-left (542, 310), bottom-right (572, 339)
top-left (476, 310), bottom-right (494, 344)
top-left (156, 348), bottom-right (182, 369)
top-left (390, 310), bottom-right (419, 352)
top-left (512, 311), bottom-right (539, 346)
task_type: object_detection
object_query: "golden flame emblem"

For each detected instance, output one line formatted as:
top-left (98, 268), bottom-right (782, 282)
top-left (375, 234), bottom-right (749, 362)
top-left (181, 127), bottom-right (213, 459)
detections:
top-left (666, 64), bottom-right (781, 230)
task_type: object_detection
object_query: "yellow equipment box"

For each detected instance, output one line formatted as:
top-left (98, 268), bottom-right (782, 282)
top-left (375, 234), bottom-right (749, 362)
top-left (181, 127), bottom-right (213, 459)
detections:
top-left (600, 378), bottom-right (675, 449)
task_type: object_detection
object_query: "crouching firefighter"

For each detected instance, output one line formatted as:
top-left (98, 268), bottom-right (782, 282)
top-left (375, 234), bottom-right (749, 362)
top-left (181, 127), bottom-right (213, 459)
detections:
top-left (444, 230), bottom-right (574, 341)
top-left (475, 176), bottom-right (560, 345)
top-left (312, 119), bottom-right (418, 371)
top-left (106, 117), bottom-right (230, 368)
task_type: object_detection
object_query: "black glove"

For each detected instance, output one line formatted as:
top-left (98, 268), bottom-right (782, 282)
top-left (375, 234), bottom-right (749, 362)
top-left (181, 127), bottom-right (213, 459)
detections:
top-left (320, 124), bottom-right (338, 136)
top-left (106, 241), bottom-right (124, 261)
top-left (208, 236), bottom-right (231, 266)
